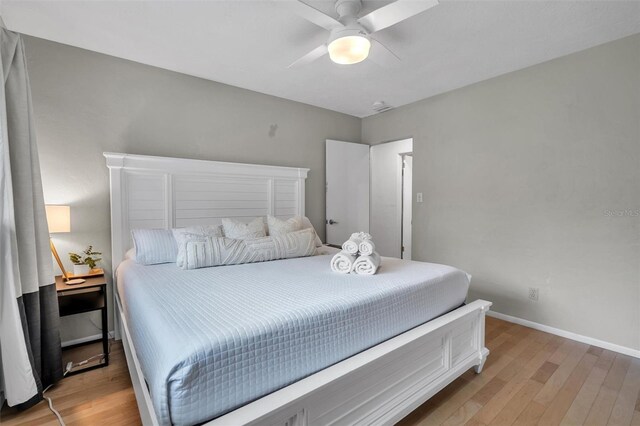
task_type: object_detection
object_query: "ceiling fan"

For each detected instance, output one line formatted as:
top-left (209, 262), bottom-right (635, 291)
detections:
top-left (285, 0), bottom-right (439, 67)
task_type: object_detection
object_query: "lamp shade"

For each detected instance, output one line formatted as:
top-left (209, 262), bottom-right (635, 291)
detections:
top-left (45, 205), bottom-right (70, 233)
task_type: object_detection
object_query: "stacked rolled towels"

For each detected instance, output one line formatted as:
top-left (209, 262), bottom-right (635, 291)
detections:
top-left (330, 232), bottom-right (381, 275)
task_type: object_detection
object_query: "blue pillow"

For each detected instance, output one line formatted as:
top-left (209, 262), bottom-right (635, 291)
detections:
top-left (131, 228), bottom-right (177, 265)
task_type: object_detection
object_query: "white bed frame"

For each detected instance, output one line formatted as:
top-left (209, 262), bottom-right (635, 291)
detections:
top-left (105, 152), bottom-right (491, 426)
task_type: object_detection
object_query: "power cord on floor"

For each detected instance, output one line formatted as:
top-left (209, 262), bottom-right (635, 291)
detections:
top-left (44, 340), bottom-right (112, 426)
top-left (42, 362), bottom-right (73, 426)
top-left (43, 386), bottom-right (65, 426)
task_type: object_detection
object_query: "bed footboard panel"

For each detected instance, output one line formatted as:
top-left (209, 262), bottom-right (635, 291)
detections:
top-left (209, 299), bottom-right (491, 426)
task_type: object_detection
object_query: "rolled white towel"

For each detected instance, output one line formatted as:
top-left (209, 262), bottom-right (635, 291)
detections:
top-left (351, 232), bottom-right (372, 241)
top-left (358, 239), bottom-right (376, 256)
top-left (331, 251), bottom-right (357, 274)
top-left (353, 252), bottom-right (381, 275)
top-left (342, 238), bottom-right (360, 255)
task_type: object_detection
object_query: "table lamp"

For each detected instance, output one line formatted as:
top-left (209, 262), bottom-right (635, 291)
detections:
top-left (45, 205), bottom-right (85, 285)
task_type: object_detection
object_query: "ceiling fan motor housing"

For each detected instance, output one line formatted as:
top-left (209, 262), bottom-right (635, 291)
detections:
top-left (330, 0), bottom-right (369, 45)
top-left (328, 25), bottom-right (369, 45)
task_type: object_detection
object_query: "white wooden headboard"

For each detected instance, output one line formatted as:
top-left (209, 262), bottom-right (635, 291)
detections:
top-left (104, 152), bottom-right (309, 271)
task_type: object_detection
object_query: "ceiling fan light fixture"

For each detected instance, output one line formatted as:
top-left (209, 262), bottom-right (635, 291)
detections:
top-left (328, 35), bottom-right (371, 65)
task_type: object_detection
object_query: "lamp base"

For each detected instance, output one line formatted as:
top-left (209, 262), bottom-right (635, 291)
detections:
top-left (65, 278), bottom-right (86, 285)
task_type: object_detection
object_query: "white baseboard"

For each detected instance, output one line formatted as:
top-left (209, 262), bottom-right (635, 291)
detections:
top-left (62, 331), bottom-right (115, 348)
top-left (487, 311), bottom-right (640, 359)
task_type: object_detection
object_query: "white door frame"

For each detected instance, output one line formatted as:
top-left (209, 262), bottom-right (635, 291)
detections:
top-left (400, 154), bottom-right (413, 260)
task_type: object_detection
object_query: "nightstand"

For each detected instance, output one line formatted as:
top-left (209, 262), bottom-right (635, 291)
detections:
top-left (56, 274), bottom-right (109, 375)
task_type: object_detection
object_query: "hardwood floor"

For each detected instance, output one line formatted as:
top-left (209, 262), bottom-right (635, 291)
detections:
top-left (2, 318), bottom-right (639, 425)
top-left (1, 340), bottom-right (141, 426)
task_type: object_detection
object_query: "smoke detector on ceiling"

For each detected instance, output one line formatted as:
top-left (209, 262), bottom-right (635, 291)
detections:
top-left (372, 101), bottom-right (393, 113)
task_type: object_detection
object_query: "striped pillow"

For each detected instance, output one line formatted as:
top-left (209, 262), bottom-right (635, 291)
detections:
top-left (177, 228), bottom-right (317, 270)
top-left (131, 229), bottom-right (178, 265)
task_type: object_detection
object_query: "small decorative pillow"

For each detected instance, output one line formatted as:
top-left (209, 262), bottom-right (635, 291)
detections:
top-left (300, 216), bottom-right (323, 247)
top-left (221, 217), bottom-right (266, 239)
top-left (124, 248), bottom-right (136, 260)
top-left (267, 215), bottom-right (322, 247)
top-left (177, 228), bottom-right (317, 270)
top-left (267, 215), bottom-right (302, 237)
top-left (173, 225), bottom-right (224, 268)
top-left (131, 228), bottom-right (178, 265)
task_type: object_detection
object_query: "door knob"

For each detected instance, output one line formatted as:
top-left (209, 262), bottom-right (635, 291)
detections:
top-left (327, 219), bottom-right (338, 225)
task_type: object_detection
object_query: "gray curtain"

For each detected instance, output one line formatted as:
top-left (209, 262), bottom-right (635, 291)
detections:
top-left (0, 26), bottom-right (63, 409)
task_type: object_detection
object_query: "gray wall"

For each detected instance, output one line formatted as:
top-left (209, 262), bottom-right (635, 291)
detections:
top-left (25, 32), bottom-right (639, 351)
top-left (362, 34), bottom-right (640, 350)
top-left (24, 36), bottom-right (361, 343)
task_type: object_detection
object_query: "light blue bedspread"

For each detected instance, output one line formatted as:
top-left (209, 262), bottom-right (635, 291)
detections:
top-left (117, 254), bottom-right (469, 425)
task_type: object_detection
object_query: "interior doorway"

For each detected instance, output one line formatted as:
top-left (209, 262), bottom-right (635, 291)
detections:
top-left (401, 154), bottom-right (413, 260)
top-left (370, 138), bottom-right (413, 258)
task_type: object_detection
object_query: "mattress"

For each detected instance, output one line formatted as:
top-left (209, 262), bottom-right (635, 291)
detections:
top-left (116, 253), bottom-right (470, 425)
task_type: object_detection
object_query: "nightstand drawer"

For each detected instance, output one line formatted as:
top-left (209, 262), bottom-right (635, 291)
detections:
top-left (58, 291), bottom-right (105, 316)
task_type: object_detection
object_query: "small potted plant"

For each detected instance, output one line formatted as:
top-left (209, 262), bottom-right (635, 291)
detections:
top-left (69, 246), bottom-right (102, 276)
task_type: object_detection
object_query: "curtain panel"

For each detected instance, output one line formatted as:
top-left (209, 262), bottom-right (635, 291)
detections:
top-left (0, 27), bottom-right (63, 410)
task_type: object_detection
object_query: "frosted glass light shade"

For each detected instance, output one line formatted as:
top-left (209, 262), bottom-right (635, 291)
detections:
top-left (46, 205), bottom-right (70, 233)
top-left (328, 35), bottom-right (371, 65)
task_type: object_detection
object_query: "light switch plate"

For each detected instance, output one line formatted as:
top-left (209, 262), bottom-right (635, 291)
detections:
top-left (417, 193), bottom-right (423, 203)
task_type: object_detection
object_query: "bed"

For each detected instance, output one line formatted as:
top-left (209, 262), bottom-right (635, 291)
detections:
top-left (105, 152), bottom-right (491, 426)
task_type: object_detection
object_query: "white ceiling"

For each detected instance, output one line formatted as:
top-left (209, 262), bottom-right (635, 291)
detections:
top-left (2, 0), bottom-right (639, 117)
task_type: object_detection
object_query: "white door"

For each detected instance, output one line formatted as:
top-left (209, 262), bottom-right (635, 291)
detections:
top-left (402, 155), bottom-right (413, 260)
top-left (370, 138), bottom-right (413, 257)
top-left (325, 140), bottom-right (370, 246)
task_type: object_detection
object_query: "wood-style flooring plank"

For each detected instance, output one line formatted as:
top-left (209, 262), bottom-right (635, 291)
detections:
top-left (584, 354), bottom-right (633, 426)
top-left (0, 341), bottom-right (140, 426)
top-left (412, 326), bottom-right (535, 425)
top-left (560, 349), bottom-right (617, 426)
top-left (490, 379), bottom-right (543, 425)
top-left (608, 358), bottom-right (640, 426)
top-left (466, 334), bottom-right (563, 425)
top-left (537, 352), bottom-right (599, 425)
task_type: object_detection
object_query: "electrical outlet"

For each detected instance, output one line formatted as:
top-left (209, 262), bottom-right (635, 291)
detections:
top-left (528, 287), bottom-right (539, 301)
top-left (416, 193), bottom-right (423, 203)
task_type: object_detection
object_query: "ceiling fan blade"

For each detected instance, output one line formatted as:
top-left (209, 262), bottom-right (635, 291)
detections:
top-left (368, 39), bottom-right (401, 67)
top-left (288, 44), bottom-right (328, 68)
top-left (282, 0), bottom-right (343, 31)
top-left (358, 0), bottom-right (439, 33)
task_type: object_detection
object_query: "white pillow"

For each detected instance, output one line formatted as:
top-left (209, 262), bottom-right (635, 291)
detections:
top-left (173, 225), bottom-right (224, 268)
top-left (221, 217), bottom-right (266, 239)
top-left (124, 248), bottom-right (136, 260)
top-left (267, 215), bottom-right (322, 247)
top-left (177, 228), bottom-right (317, 270)
top-left (267, 215), bottom-right (302, 237)
top-left (300, 216), bottom-right (323, 247)
top-left (131, 228), bottom-right (178, 265)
